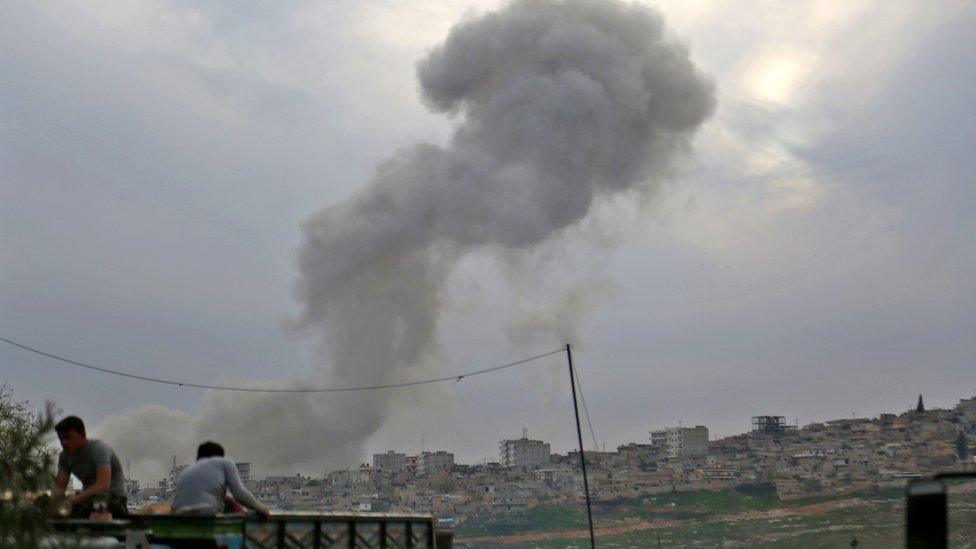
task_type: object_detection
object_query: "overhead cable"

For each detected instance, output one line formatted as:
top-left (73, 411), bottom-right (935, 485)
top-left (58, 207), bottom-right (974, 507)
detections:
top-left (0, 335), bottom-right (564, 394)
top-left (572, 359), bottom-right (600, 452)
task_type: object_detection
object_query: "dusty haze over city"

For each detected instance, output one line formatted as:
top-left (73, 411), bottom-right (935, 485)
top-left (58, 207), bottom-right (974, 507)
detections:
top-left (2, 0), bottom-right (975, 484)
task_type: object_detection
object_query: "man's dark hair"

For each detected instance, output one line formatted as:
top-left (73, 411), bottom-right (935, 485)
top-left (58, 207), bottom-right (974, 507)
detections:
top-left (54, 416), bottom-right (86, 437)
top-left (197, 441), bottom-right (225, 459)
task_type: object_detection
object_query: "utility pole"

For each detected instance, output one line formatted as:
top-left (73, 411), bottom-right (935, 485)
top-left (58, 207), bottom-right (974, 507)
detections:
top-left (566, 343), bottom-right (596, 549)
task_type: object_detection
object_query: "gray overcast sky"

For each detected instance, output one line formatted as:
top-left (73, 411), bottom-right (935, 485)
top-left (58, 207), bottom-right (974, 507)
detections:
top-left (2, 0), bottom-right (975, 482)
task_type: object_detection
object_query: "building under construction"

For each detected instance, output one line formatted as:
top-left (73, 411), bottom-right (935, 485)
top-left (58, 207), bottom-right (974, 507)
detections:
top-left (751, 416), bottom-right (796, 436)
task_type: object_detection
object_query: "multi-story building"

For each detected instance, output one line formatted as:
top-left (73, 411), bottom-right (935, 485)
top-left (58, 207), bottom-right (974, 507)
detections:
top-left (123, 478), bottom-right (140, 498)
top-left (650, 426), bottom-right (709, 458)
top-left (405, 455), bottom-right (420, 474)
top-left (616, 443), bottom-right (660, 469)
top-left (419, 451), bottom-right (454, 475)
top-left (236, 462), bottom-right (252, 483)
top-left (168, 461), bottom-right (188, 490)
top-left (373, 450), bottom-right (407, 471)
top-left (499, 429), bottom-right (551, 467)
top-left (650, 430), bottom-right (669, 449)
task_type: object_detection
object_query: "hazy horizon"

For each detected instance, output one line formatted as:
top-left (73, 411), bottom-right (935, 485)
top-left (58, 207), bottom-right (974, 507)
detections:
top-left (3, 0), bottom-right (974, 484)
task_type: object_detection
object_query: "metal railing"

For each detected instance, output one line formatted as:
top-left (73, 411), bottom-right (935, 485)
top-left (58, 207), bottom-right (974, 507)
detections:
top-left (51, 511), bottom-right (451, 548)
top-left (244, 512), bottom-right (439, 548)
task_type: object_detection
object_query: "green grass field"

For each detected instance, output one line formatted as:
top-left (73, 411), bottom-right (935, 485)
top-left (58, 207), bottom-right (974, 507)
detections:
top-left (456, 484), bottom-right (976, 548)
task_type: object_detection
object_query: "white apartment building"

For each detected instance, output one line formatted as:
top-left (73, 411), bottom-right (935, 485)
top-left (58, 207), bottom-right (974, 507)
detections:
top-left (499, 429), bottom-right (551, 467)
top-left (650, 425), bottom-right (709, 458)
top-left (235, 462), bottom-right (252, 483)
top-left (372, 450), bottom-right (407, 471)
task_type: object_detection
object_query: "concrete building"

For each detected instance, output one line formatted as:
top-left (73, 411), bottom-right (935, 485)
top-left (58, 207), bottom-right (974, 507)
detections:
top-left (168, 461), bottom-right (188, 490)
top-left (650, 430), bottom-right (669, 449)
top-left (650, 426), bottom-right (709, 458)
top-left (373, 451), bottom-right (407, 471)
top-left (123, 478), bottom-right (140, 497)
top-left (499, 429), bottom-right (551, 467)
top-left (235, 462), bottom-right (251, 483)
top-left (419, 451), bottom-right (454, 475)
top-left (404, 455), bottom-right (419, 474)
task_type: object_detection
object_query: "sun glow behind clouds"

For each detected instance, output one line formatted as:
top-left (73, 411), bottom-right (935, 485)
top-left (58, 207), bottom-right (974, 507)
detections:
top-left (743, 50), bottom-right (816, 105)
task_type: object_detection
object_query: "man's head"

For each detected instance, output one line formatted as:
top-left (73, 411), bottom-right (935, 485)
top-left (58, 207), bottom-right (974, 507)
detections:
top-left (55, 416), bottom-right (87, 454)
top-left (197, 441), bottom-right (225, 460)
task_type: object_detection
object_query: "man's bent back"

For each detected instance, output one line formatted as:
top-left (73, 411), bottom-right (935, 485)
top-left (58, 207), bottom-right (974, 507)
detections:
top-left (171, 442), bottom-right (267, 517)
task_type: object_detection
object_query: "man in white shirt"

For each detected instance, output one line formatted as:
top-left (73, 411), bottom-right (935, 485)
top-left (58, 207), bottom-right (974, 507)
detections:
top-left (171, 441), bottom-right (270, 518)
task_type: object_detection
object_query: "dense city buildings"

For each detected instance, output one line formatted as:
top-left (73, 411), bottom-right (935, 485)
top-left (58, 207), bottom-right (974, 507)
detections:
top-left (128, 393), bottom-right (976, 530)
top-left (499, 429), bottom-right (551, 467)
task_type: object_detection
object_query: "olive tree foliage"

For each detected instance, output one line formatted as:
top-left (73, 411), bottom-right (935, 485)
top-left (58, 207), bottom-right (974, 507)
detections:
top-left (0, 383), bottom-right (57, 548)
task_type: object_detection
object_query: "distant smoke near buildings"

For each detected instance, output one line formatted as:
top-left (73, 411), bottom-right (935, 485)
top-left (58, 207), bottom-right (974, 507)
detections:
top-left (98, 0), bottom-right (715, 481)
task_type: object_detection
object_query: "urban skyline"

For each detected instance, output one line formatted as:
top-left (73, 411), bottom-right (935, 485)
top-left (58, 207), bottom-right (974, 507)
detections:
top-left (127, 390), bottom-right (973, 486)
top-left (3, 0), bottom-right (974, 491)
top-left (120, 388), bottom-right (975, 534)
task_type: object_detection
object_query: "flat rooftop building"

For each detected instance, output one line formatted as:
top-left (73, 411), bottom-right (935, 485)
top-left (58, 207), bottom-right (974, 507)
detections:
top-left (418, 451), bottom-right (454, 475)
top-left (650, 425), bottom-right (709, 458)
top-left (372, 451), bottom-right (407, 472)
top-left (499, 429), bottom-right (551, 467)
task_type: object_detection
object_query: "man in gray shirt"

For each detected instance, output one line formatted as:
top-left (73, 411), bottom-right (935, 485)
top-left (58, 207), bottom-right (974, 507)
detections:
top-left (171, 441), bottom-right (270, 518)
top-left (53, 416), bottom-right (128, 518)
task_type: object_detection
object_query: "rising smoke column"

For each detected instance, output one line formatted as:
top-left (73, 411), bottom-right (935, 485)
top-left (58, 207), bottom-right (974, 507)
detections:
top-left (291, 0), bottom-right (714, 454)
top-left (97, 0), bottom-right (715, 480)
top-left (296, 0), bottom-right (714, 351)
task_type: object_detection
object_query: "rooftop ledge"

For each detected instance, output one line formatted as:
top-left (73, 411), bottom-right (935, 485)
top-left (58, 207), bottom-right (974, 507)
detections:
top-left (50, 512), bottom-right (453, 548)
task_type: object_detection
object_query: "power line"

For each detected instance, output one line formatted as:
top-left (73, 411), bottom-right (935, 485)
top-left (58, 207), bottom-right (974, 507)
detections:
top-left (0, 335), bottom-right (565, 394)
top-left (572, 357), bottom-right (600, 452)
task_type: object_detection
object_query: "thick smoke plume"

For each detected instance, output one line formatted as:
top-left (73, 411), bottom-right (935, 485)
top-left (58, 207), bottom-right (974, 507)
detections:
top-left (97, 0), bottom-right (715, 481)
top-left (291, 0), bottom-right (714, 460)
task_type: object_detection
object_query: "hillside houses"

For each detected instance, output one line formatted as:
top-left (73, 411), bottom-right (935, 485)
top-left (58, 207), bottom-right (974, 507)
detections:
top-left (128, 394), bottom-right (975, 524)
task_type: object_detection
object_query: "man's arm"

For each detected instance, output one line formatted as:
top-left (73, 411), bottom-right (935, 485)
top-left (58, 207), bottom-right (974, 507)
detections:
top-left (52, 471), bottom-right (69, 500)
top-left (69, 466), bottom-right (111, 505)
top-left (52, 451), bottom-right (69, 501)
top-left (224, 460), bottom-right (269, 518)
top-left (49, 471), bottom-right (70, 516)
